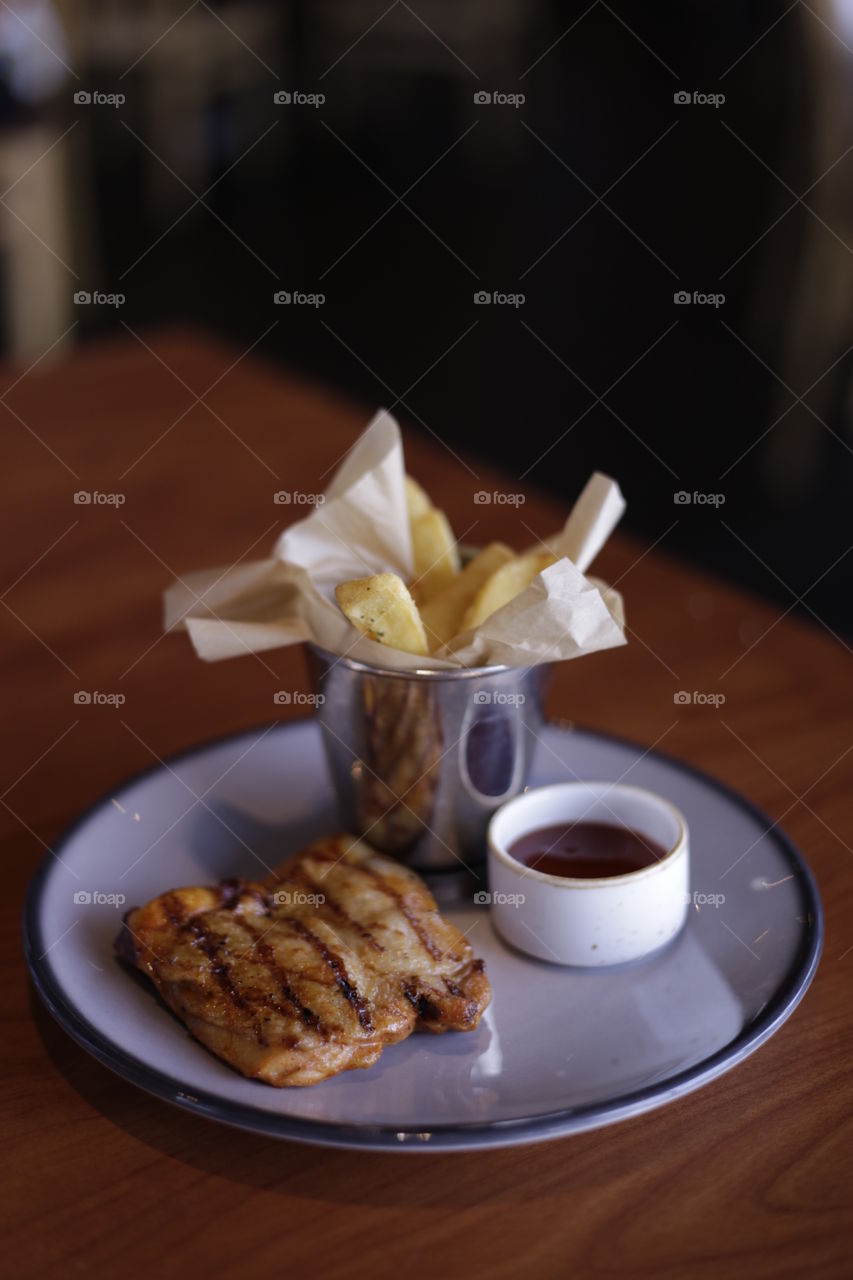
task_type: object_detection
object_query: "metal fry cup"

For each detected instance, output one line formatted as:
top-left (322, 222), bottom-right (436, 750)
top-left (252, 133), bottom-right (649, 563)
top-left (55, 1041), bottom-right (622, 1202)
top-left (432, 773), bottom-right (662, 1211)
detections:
top-left (307, 643), bottom-right (553, 883)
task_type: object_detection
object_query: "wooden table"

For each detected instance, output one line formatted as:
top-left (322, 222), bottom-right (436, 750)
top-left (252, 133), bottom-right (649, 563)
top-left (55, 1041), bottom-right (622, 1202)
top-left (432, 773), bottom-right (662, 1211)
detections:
top-left (3, 331), bottom-right (850, 1278)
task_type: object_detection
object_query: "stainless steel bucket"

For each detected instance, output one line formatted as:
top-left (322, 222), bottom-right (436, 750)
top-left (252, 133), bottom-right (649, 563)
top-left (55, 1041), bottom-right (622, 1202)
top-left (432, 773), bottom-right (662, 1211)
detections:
top-left (307, 643), bottom-right (553, 883)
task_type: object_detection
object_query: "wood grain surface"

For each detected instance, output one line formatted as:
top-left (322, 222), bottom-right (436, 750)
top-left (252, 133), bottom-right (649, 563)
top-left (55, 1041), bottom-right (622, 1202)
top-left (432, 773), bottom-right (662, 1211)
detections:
top-left (2, 331), bottom-right (851, 1279)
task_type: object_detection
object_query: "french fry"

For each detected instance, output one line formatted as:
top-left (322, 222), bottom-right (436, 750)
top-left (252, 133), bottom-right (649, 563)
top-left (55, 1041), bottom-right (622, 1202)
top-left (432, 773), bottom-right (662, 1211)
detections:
top-left (404, 475), bottom-right (433, 520)
top-left (335, 573), bottom-right (428, 656)
top-left (410, 509), bottom-right (461, 603)
top-left (462, 550), bottom-right (556, 631)
top-left (419, 543), bottom-right (514, 651)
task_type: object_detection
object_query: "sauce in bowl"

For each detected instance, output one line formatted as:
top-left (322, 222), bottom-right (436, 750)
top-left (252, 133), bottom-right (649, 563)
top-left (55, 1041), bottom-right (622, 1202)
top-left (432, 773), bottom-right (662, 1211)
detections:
top-left (508, 820), bottom-right (668, 879)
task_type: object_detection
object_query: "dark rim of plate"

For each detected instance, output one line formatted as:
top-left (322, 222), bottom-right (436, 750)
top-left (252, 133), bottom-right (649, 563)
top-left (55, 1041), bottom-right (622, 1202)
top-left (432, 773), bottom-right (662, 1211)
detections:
top-left (22, 720), bottom-right (823, 1152)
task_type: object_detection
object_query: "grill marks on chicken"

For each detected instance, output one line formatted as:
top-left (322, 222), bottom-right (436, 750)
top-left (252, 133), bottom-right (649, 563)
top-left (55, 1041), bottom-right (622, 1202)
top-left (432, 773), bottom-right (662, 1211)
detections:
top-left (116, 834), bottom-right (491, 1086)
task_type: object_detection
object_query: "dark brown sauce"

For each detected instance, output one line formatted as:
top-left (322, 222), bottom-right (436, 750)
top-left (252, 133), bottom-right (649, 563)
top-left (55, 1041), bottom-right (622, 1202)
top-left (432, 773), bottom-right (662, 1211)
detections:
top-left (509, 821), bottom-right (668, 879)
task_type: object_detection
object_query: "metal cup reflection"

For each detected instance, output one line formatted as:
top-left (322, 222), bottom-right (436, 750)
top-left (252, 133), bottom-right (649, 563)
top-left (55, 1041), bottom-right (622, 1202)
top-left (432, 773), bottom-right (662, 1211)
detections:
top-left (307, 643), bottom-right (553, 877)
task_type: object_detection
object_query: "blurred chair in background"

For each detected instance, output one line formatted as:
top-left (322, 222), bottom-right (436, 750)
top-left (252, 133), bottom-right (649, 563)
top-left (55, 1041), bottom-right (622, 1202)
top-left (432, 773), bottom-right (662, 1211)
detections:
top-left (0, 0), bottom-right (72, 361)
top-left (759, 0), bottom-right (853, 507)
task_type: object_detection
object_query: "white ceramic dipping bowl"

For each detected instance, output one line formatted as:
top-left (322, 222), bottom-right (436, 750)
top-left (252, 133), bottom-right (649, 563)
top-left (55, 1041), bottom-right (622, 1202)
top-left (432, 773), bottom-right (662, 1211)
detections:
top-left (487, 781), bottom-right (690, 967)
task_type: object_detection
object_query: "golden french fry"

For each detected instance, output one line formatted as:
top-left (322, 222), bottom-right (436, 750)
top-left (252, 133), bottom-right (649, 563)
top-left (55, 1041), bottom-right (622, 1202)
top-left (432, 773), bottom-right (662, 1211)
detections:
top-left (420, 543), bottom-right (514, 651)
top-left (404, 475), bottom-right (433, 520)
top-left (335, 573), bottom-right (428, 656)
top-left (410, 509), bottom-right (461, 603)
top-left (462, 550), bottom-right (556, 631)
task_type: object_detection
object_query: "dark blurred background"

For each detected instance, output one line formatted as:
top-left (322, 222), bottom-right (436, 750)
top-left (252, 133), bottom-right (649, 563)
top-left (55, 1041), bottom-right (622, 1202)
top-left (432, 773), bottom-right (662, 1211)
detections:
top-left (2, 0), bottom-right (852, 633)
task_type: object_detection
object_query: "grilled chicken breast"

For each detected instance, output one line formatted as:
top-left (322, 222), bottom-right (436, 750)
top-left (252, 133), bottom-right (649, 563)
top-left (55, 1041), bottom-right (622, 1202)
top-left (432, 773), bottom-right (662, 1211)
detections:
top-left (116, 834), bottom-right (491, 1086)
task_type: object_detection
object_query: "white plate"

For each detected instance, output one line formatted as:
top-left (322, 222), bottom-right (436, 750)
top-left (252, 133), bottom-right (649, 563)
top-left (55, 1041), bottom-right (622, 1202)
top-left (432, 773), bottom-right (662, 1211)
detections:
top-left (24, 720), bottom-right (822, 1151)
